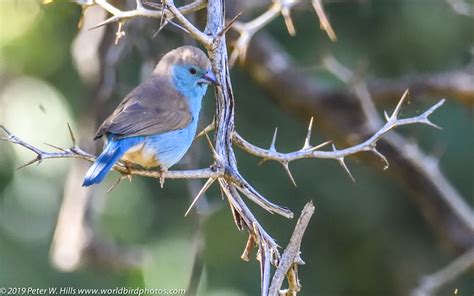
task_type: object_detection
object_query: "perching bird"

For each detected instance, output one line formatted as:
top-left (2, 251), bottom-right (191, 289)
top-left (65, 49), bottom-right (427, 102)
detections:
top-left (82, 46), bottom-right (218, 187)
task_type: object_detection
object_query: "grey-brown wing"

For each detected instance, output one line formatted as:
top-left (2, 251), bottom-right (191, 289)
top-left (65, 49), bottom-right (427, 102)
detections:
top-left (94, 78), bottom-right (192, 140)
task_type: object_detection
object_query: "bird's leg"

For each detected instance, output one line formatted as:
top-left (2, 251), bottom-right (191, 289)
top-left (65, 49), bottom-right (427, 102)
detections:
top-left (159, 167), bottom-right (168, 188)
top-left (123, 161), bottom-right (133, 182)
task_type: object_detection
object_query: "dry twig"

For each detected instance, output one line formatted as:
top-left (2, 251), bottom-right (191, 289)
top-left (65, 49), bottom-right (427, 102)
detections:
top-left (269, 201), bottom-right (315, 296)
top-left (72, 0), bottom-right (207, 42)
top-left (230, 0), bottom-right (336, 66)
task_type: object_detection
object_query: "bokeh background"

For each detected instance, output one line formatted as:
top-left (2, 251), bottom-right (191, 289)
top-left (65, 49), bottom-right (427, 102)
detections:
top-left (0, 0), bottom-right (473, 295)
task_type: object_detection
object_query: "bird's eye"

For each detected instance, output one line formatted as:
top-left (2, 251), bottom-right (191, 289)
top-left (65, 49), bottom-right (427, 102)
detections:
top-left (189, 67), bottom-right (197, 75)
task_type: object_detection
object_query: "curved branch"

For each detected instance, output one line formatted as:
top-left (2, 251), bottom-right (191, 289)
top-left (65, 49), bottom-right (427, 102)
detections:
top-left (229, 0), bottom-right (336, 66)
top-left (233, 93), bottom-right (444, 169)
top-left (241, 32), bottom-right (474, 251)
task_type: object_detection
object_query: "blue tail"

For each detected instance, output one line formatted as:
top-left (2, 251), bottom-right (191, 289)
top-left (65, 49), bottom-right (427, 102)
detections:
top-left (82, 137), bottom-right (140, 187)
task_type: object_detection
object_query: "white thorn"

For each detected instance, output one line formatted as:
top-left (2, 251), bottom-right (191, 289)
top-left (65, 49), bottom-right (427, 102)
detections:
top-left (423, 99), bottom-right (445, 117)
top-left (135, 0), bottom-right (143, 9)
top-left (257, 158), bottom-right (270, 166)
top-left (106, 176), bottom-right (125, 194)
top-left (195, 120), bottom-right (215, 140)
top-left (303, 117), bottom-right (314, 150)
top-left (390, 89), bottom-right (410, 120)
top-left (384, 110), bottom-right (390, 122)
top-left (312, 0), bottom-right (337, 41)
top-left (204, 132), bottom-right (219, 161)
top-left (421, 119), bottom-right (443, 130)
top-left (419, 99), bottom-right (445, 130)
top-left (281, 7), bottom-right (296, 36)
top-left (332, 143), bottom-right (355, 182)
top-left (44, 142), bottom-right (66, 152)
top-left (306, 140), bottom-right (332, 152)
top-left (270, 127), bottom-right (278, 152)
top-left (338, 157), bottom-right (355, 182)
top-left (184, 178), bottom-right (216, 217)
top-left (282, 162), bottom-right (297, 187)
top-left (67, 122), bottom-right (77, 147)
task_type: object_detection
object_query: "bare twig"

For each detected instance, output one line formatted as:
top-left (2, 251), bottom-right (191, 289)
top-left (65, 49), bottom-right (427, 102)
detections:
top-left (230, 0), bottom-right (336, 66)
top-left (72, 0), bottom-right (207, 37)
top-left (233, 92), bottom-right (445, 183)
top-left (268, 201), bottom-right (315, 296)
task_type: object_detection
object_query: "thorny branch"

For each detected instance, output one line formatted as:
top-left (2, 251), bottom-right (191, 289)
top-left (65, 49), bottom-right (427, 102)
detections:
top-left (2, 0), bottom-right (461, 295)
top-left (241, 32), bottom-right (474, 254)
top-left (323, 56), bottom-right (474, 296)
top-left (233, 90), bottom-right (445, 184)
top-left (0, 124), bottom-right (220, 180)
top-left (230, 0), bottom-right (336, 66)
top-left (72, 0), bottom-right (207, 43)
top-left (321, 55), bottom-right (474, 235)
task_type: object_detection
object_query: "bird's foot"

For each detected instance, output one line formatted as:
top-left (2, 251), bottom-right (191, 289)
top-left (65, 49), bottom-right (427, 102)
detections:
top-left (122, 161), bottom-right (133, 182)
top-left (159, 167), bottom-right (168, 188)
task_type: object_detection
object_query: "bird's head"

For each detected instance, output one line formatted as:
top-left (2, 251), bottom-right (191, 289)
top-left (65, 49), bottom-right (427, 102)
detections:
top-left (154, 46), bottom-right (218, 97)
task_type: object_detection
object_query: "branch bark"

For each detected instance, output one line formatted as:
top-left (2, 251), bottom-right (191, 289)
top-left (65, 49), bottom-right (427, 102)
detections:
top-left (269, 201), bottom-right (315, 296)
top-left (241, 32), bottom-right (474, 252)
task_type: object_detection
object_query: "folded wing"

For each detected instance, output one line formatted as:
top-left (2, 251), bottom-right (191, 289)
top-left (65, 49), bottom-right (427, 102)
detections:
top-left (94, 77), bottom-right (192, 140)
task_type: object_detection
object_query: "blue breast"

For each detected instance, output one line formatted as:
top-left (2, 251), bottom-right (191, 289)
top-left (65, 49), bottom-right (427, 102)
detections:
top-left (121, 90), bottom-right (205, 169)
top-left (143, 118), bottom-right (198, 168)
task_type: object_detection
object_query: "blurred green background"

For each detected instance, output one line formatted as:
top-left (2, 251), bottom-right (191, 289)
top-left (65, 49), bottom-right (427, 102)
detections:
top-left (0, 0), bottom-right (473, 295)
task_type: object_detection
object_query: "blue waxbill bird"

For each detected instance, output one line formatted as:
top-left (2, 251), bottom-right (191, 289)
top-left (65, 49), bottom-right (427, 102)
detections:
top-left (82, 46), bottom-right (218, 187)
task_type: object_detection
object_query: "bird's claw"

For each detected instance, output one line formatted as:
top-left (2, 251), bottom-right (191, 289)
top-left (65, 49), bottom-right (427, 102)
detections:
top-left (159, 168), bottom-right (167, 188)
top-left (121, 161), bottom-right (134, 182)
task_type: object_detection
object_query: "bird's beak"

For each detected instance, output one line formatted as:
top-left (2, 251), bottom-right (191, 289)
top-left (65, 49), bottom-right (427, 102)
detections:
top-left (198, 69), bottom-right (219, 86)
